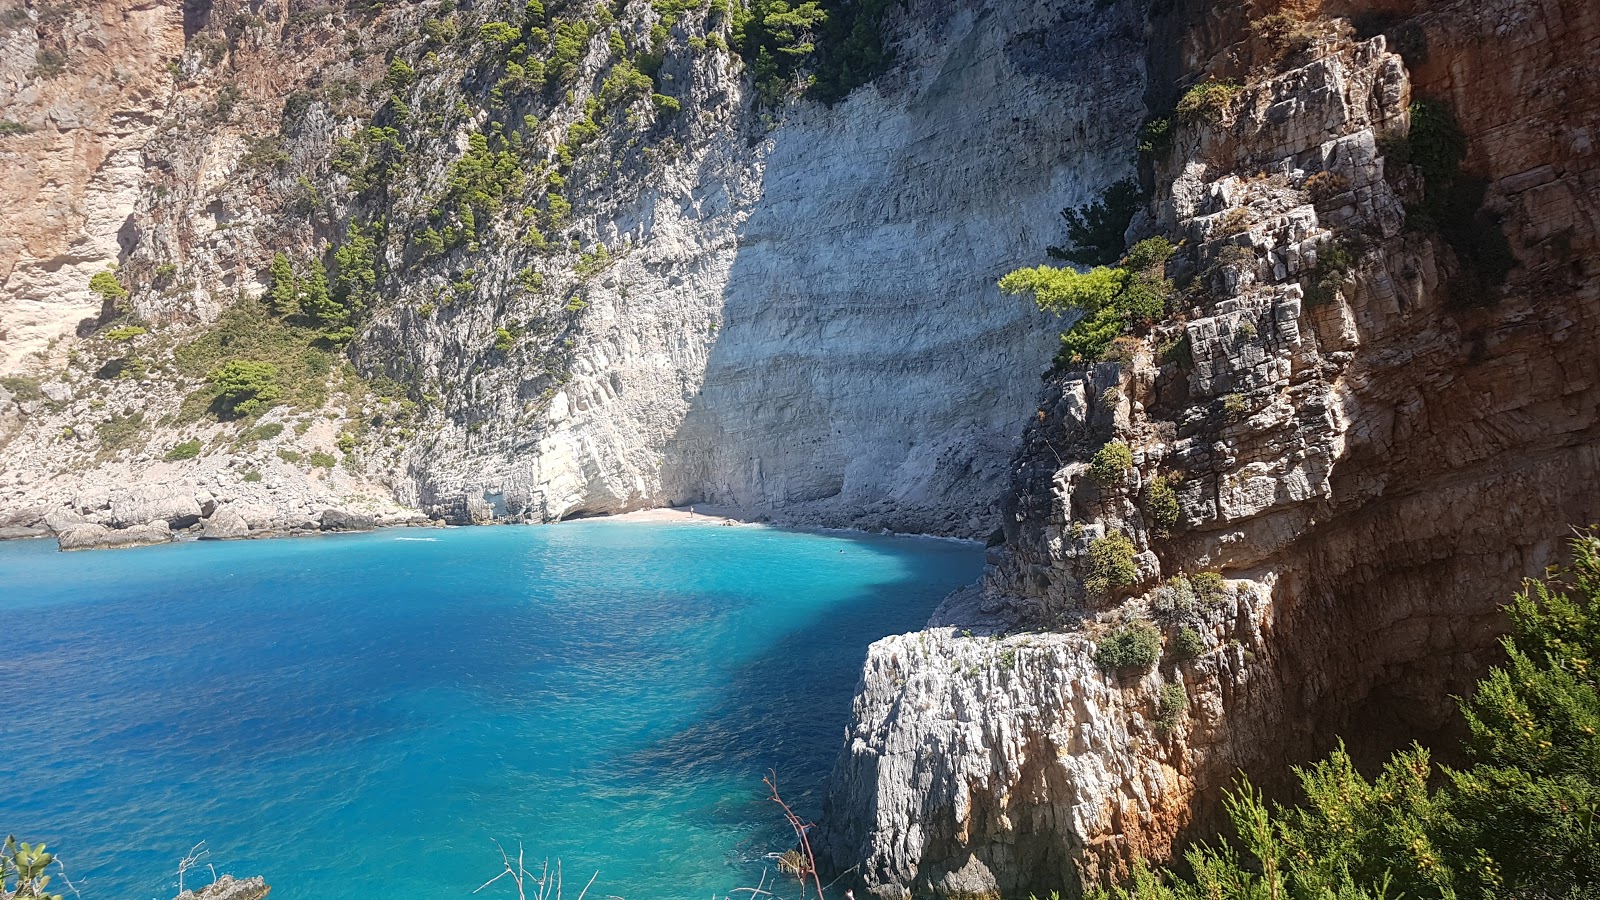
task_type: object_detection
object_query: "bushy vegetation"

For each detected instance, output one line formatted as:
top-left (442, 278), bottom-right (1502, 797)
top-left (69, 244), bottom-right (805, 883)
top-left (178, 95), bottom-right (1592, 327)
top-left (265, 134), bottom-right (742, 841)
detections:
top-left (1086, 531), bottom-right (1140, 597)
top-left (1384, 99), bottom-right (1514, 300)
top-left (244, 422), bottom-right (285, 442)
top-left (1000, 237), bottom-right (1174, 366)
top-left (1048, 179), bottom-right (1144, 266)
top-left (1091, 530), bottom-right (1600, 900)
top-left (1088, 441), bottom-right (1133, 487)
top-left (164, 439), bottom-right (202, 461)
top-left (88, 269), bottom-right (128, 304)
top-left (734, 0), bottom-right (897, 106)
top-left (1175, 79), bottom-right (1240, 124)
top-left (209, 360), bottom-right (282, 418)
top-left (734, 0), bottom-right (829, 106)
top-left (1095, 619), bottom-right (1161, 672)
top-left (0, 375), bottom-right (43, 402)
top-left (1144, 475), bottom-right (1180, 533)
top-left (1155, 682), bottom-right (1188, 734)
top-left (2, 836), bottom-right (64, 900)
top-left (175, 296), bottom-right (336, 421)
top-left (1171, 626), bottom-right (1205, 660)
top-left (101, 325), bottom-right (147, 342)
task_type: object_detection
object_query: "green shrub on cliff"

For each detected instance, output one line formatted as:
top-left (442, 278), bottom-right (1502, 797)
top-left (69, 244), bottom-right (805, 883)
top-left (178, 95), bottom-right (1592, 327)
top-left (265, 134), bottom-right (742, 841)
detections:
top-left (1144, 475), bottom-right (1180, 533)
top-left (1085, 531), bottom-right (1139, 597)
top-left (209, 360), bottom-right (282, 418)
top-left (1175, 79), bottom-right (1240, 124)
top-left (1048, 179), bottom-right (1144, 267)
top-left (1094, 620), bottom-right (1160, 673)
top-left (89, 269), bottom-right (128, 304)
top-left (164, 439), bottom-right (202, 461)
top-left (1090, 530), bottom-right (1600, 900)
top-left (1000, 239), bottom-right (1172, 366)
top-left (1088, 441), bottom-right (1133, 487)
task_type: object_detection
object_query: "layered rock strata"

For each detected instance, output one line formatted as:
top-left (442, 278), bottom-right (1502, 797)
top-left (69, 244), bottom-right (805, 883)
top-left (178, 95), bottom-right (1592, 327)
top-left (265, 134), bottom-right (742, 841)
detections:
top-left (817, 2), bottom-right (1600, 895)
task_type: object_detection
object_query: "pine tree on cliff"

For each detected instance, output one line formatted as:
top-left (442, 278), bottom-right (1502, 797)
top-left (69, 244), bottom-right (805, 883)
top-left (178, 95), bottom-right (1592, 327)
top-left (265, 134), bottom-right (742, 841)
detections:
top-left (267, 252), bottom-right (299, 318)
top-left (1093, 531), bottom-right (1600, 900)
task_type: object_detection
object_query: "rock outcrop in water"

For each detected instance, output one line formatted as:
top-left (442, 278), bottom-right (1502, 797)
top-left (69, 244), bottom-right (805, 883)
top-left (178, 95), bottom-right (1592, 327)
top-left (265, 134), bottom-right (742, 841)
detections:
top-left (0, 0), bottom-right (1147, 545)
top-left (173, 874), bottom-right (271, 900)
top-left (816, 0), bottom-right (1600, 896)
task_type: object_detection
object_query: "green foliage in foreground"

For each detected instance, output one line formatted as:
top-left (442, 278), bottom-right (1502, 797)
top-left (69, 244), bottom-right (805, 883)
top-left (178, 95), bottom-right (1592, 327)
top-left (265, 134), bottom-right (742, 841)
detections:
top-left (1001, 237), bottom-right (1174, 365)
top-left (2, 836), bottom-right (64, 900)
top-left (1088, 530), bottom-right (1600, 900)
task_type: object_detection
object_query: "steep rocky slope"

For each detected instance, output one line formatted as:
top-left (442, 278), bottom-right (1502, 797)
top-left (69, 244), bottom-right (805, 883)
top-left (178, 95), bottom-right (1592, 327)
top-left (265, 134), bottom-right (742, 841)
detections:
top-left (0, 0), bottom-right (1144, 545)
top-left (816, 0), bottom-right (1600, 896)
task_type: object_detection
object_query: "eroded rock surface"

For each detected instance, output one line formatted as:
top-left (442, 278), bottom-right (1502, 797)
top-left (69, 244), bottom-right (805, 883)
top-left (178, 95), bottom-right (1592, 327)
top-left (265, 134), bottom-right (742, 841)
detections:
top-left (818, 2), bottom-right (1600, 895)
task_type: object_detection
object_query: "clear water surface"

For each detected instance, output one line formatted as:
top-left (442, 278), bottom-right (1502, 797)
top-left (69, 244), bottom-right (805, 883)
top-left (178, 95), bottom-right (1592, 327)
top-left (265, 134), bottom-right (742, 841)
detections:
top-left (0, 521), bottom-right (981, 900)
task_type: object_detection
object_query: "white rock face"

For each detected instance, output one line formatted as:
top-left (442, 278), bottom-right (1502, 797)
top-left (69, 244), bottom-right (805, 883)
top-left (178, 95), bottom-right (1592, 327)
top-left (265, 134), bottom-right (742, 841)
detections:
top-left (402, 0), bottom-right (1148, 534)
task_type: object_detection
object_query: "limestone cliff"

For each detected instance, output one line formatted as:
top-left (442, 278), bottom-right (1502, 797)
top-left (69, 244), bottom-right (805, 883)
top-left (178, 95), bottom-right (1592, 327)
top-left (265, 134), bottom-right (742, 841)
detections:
top-left (0, 0), bottom-right (1144, 545)
top-left (816, 1), bottom-right (1600, 896)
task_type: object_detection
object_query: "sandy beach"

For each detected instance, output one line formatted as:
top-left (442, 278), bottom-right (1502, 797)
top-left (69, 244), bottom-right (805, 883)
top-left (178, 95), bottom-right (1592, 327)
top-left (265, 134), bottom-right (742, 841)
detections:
top-left (599, 505), bottom-right (754, 526)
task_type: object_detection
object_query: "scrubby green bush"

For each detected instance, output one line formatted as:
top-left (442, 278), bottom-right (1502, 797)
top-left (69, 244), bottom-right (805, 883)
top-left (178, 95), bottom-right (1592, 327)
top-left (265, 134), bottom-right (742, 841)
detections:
top-left (1304, 239), bottom-right (1356, 306)
top-left (1085, 531), bottom-right (1139, 596)
top-left (1144, 475), bottom-right (1180, 532)
top-left (95, 412), bottom-right (145, 452)
top-left (0, 375), bottom-right (43, 402)
top-left (1137, 116), bottom-right (1173, 162)
top-left (164, 439), bottom-right (202, 461)
top-left (89, 269), bottom-right (128, 303)
top-left (242, 469), bottom-right (264, 482)
top-left (1088, 441), bottom-right (1133, 487)
top-left (1094, 620), bottom-right (1161, 672)
top-left (1091, 530), bottom-right (1600, 900)
top-left (102, 325), bottom-right (147, 342)
top-left (1155, 683), bottom-right (1188, 734)
top-left (1172, 626), bottom-right (1205, 660)
top-left (1175, 79), bottom-right (1240, 124)
top-left (209, 360), bottom-right (282, 417)
top-left (309, 450), bottom-right (337, 469)
top-left (493, 327), bottom-right (516, 353)
top-left (1191, 571), bottom-right (1230, 608)
top-left (244, 422), bottom-right (284, 442)
top-left (1152, 576), bottom-right (1197, 622)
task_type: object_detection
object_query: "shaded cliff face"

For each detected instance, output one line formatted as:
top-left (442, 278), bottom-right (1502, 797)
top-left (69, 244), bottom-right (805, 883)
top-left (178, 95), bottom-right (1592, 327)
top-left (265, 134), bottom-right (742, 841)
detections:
top-left (0, 0), bottom-right (1139, 542)
top-left (396, 0), bottom-right (1147, 534)
top-left (818, 0), bottom-right (1600, 896)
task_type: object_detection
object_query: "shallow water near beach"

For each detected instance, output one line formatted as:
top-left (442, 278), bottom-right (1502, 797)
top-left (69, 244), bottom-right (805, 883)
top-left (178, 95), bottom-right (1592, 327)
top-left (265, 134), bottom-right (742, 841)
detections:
top-left (0, 521), bottom-right (981, 900)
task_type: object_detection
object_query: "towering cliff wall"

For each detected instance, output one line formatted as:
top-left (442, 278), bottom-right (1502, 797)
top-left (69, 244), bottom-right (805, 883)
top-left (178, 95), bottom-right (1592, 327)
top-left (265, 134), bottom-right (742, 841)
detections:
top-left (817, 0), bottom-right (1600, 896)
top-left (0, 0), bottom-right (1142, 543)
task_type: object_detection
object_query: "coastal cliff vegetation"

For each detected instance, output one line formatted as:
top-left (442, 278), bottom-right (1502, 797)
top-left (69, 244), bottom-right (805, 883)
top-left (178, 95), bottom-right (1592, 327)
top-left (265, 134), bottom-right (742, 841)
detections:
top-left (1089, 532), bottom-right (1600, 900)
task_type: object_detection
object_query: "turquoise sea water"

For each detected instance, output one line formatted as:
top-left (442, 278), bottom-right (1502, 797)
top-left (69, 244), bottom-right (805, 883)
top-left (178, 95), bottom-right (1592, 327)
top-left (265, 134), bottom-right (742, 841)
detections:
top-left (0, 521), bottom-right (981, 900)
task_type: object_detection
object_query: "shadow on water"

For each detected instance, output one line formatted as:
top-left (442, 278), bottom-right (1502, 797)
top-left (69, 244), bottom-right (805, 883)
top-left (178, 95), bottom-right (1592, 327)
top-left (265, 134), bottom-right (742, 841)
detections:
top-left (618, 568), bottom-right (953, 832)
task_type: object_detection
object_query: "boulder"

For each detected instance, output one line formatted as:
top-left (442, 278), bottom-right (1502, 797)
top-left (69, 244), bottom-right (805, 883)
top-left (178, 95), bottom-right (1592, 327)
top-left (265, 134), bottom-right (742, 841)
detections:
top-left (199, 507), bottom-right (250, 540)
top-left (320, 508), bottom-right (376, 531)
top-left (44, 506), bottom-right (88, 533)
top-left (111, 487), bottom-right (202, 529)
top-left (57, 520), bottom-right (173, 551)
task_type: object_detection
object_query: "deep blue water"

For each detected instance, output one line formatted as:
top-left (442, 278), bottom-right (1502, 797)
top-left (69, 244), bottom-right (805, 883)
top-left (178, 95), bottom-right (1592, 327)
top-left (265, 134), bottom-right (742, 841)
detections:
top-left (0, 521), bottom-right (981, 900)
